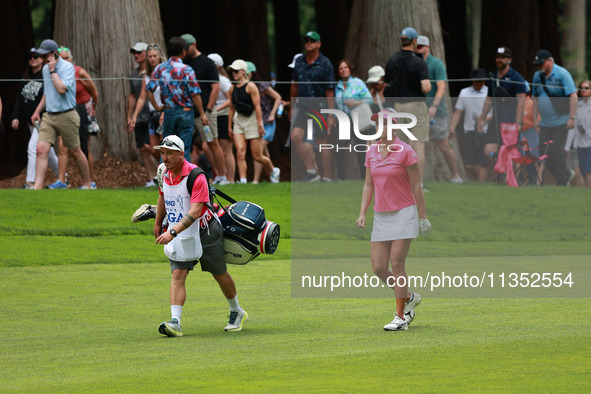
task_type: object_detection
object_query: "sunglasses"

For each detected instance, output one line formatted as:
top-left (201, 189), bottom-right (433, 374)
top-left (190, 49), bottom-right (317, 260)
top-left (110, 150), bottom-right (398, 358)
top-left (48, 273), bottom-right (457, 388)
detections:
top-left (29, 54), bottom-right (41, 59)
top-left (231, 69), bottom-right (241, 73)
top-left (416, 45), bottom-right (425, 49)
top-left (304, 38), bottom-right (317, 43)
top-left (147, 44), bottom-right (160, 50)
top-left (581, 86), bottom-right (591, 90)
top-left (161, 138), bottom-right (183, 151)
top-left (57, 47), bottom-right (69, 53)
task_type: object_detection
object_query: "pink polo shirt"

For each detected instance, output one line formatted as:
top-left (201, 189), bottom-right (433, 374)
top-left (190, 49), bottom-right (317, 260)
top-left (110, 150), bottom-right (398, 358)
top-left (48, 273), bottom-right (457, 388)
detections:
top-left (364, 138), bottom-right (418, 212)
top-left (159, 159), bottom-right (210, 218)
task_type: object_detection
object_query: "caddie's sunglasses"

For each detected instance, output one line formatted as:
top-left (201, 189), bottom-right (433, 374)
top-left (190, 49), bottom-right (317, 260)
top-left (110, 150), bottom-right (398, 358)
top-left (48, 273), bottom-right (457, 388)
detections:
top-left (57, 47), bottom-right (69, 53)
top-left (304, 38), bottom-right (317, 43)
top-left (162, 139), bottom-right (183, 150)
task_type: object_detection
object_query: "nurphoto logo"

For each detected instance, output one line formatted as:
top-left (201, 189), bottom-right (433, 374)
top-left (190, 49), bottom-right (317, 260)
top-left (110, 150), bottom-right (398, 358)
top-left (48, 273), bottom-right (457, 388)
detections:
top-left (304, 108), bottom-right (418, 152)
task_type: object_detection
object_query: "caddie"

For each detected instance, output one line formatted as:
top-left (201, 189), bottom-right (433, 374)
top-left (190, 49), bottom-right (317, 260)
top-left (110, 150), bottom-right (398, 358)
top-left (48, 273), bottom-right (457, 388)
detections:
top-left (154, 135), bottom-right (247, 337)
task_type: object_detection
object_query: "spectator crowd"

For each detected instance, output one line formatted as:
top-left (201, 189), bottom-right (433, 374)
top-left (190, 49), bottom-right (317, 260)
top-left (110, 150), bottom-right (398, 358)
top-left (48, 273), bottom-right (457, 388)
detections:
top-left (3, 28), bottom-right (591, 188)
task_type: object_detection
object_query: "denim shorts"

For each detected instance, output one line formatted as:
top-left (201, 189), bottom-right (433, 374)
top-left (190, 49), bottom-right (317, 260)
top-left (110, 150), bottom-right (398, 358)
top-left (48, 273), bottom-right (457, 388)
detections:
top-left (162, 107), bottom-right (194, 161)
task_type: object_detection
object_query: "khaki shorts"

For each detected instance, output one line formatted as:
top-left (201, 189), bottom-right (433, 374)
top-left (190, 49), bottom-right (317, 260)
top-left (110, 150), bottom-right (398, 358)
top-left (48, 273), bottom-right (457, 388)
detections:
top-left (194, 108), bottom-right (218, 140)
top-left (394, 101), bottom-right (429, 143)
top-left (38, 110), bottom-right (81, 149)
top-left (233, 112), bottom-right (260, 140)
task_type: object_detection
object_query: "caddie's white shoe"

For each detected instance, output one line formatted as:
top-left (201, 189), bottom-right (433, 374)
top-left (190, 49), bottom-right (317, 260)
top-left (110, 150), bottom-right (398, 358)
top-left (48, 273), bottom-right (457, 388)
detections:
top-left (383, 315), bottom-right (408, 331)
top-left (132, 204), bottom-right (156, 223)
top-left (404, 292), bottom-right (422, 325)
top-left (159, 318), bottom-right (183, 337)
top-left (225, 309), bottom-right (248, 331)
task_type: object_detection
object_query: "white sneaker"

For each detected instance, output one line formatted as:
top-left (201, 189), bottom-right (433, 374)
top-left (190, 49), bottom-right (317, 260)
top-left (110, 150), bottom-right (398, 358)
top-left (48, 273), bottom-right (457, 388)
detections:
top-left (383, 315), bottom-right (408, 331)
top-left (144, 180), bottom-right (156, 187)
top-left (217, 179), bottom-right (230, 186)
top-left (403, 292), bottom-right (422, 325)
top-left (450, 177), bottom-right (463, 184)
top-left (224, 309), bottom-right (248, 331)
top-left (270, 167), bottom-right (281, 183)
top-left (158, 318), bottom-right (183, 337)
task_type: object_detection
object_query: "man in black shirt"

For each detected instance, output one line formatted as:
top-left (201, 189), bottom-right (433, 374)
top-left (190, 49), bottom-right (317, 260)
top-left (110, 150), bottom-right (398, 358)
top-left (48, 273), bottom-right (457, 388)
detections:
top-left (384, 27), bottom-right (431, 184)
top-left (182, 34), bottom-right (228, 185)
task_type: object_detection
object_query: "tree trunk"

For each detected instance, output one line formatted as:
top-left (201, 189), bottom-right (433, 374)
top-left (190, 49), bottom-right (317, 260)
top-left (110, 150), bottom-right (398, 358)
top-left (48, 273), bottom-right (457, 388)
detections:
top-left (313, 0), bottom-right (353, 67)
top-left (344, 0), bottom-right (465, 182)
top-left (54, 0), bottom-right (166, 161)
top-left (561, 0), bottom-right (586, 81)
top-left (479, 0), bottom-right (560, 81)
top-left (272, 0), bottom-right (300, 99)
top-left (0, 0), bottom-right (35, 179)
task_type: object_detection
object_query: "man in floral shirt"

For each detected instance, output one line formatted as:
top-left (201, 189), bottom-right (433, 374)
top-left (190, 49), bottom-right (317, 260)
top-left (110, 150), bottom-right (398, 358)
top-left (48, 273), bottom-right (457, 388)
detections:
top-left (147, 36), bottom-right (209, 161)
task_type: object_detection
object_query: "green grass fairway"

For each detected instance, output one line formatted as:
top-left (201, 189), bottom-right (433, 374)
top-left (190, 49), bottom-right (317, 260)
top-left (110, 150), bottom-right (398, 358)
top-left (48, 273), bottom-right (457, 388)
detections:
top-left (1, 183), bottom-right (590, 391)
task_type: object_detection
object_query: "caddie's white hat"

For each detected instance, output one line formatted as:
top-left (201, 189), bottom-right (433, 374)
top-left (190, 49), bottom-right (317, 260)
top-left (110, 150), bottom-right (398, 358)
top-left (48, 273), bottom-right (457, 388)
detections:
top-left (154, 135), bottom-right (185, 152)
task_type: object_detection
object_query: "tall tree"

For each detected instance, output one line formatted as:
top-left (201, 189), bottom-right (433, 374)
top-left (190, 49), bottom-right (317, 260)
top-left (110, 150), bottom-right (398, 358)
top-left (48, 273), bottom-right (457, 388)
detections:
top-left (159, 0), bottom-right (271, 78)
top-left (0, 0), bottom-right (35, 178)
top-left (561, 0), bottom-right (586, 81)
top-left (479, 0), bottom-right (561, 81)
top-left (272, 0), bottom-right (300, 98)
top-left (439, 0), bottom-right (471, 97)
top-left (53, 0), bottom-right (166, 161)
top-left (344, 0), bottom-right (465, 182)
top-left (313, 0), bottom-right (353, 67)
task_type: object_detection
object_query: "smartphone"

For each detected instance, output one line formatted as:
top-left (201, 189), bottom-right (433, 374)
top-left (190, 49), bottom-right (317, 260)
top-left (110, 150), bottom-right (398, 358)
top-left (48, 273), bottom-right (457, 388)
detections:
top-left (578, 125), bottom-right (585, 135)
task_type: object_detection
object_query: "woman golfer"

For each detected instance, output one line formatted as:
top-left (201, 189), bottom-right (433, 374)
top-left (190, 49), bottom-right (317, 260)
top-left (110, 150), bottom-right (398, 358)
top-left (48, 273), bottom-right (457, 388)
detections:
top-left (356, 107), bottom-right (431, 331)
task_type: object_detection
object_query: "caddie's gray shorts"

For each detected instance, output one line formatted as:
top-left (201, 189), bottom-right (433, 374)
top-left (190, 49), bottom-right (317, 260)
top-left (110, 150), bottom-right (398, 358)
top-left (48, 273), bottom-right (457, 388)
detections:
top-left (169, 219), bottom-right (227, 276)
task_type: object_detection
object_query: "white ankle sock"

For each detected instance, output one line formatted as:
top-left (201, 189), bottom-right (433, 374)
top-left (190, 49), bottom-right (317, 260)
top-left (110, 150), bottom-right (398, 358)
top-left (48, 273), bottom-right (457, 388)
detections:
top-left (227, 296), bottom-right (241, 312)
top-left (171, 305), bottom-right (183, 323)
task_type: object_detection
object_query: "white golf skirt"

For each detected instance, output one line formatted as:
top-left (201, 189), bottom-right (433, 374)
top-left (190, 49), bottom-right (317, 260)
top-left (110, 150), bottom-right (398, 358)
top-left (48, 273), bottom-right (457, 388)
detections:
top-left (371, 205), bottom-right (419, 242)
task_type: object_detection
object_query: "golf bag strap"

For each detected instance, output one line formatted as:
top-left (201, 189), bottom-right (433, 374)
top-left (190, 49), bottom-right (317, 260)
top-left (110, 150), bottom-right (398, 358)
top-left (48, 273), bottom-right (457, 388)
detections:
top-left (211, 187), bottom-right (237, 204)
top-left (186, 167), bottom-right (237, 208)
top-left (186, 167), bottom-right (216, 212)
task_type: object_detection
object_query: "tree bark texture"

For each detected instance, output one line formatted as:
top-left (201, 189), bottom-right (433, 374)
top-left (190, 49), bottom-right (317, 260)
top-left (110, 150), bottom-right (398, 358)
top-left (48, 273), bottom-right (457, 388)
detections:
top-left (479, 0), bottom-right (560, 82)
top-left (561, 0), bottom-right (586, 81)
top-left (54, 0), bottom-right (166, 161)
top-left (159, 0), bottom-right (271, 78)
top-left (344, 0), bottom-right (465, 182)
top-left (0, 0), bottom-right (36, 178)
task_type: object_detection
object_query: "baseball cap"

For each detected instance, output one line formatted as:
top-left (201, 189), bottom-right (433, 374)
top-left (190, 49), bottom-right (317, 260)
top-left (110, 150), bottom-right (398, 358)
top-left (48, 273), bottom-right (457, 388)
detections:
top-left (227, 59), bottom-right (248, 72)
top-left (401, 27), bottom-right (418, 40)
top-left (154, 135), bottom-right (185, 152)
top-left (366, 65), bottom-right (385, 83)
top-left (305, 31), bottom-right (321, 42)
top-left (180, 34), bottom-right (196, 46)
top-left (471, 68), bottom-right (488, 80)
top-left (130, 42), bottom-right (148, 53)
top-left (417, 36), bottom-right (430, 46)
top-left (533, 49), bottom-right (552, 65)
top-left (288, 53), bottom-right (303, 68)
top-left (496, 46), bottom-right (512, 57)
top-left (246, 61), bottom-right (257, 74)
top-left (371, 107), bottom-right (398, 122)
top-left (207, 53), bottom-right (224, 67)
top-left (36, 39), bottom-right (58, 55)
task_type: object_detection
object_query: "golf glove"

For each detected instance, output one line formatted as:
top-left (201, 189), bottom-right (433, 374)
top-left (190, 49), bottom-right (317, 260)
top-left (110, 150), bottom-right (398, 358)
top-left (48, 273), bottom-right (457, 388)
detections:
top-left (419, 218), bottom-right (432, 236)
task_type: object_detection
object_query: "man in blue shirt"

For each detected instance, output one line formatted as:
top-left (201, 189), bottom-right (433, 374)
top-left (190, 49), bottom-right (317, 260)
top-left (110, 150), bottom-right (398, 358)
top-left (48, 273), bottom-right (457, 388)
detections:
top-left (477, 47), bottom-right (526, 164)
top-left (31, 39), bottom-right (92, 189)
top-left (531, 49), bottom-right (577, 185)
top-left (290, 31), bottom-right (336, 182)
